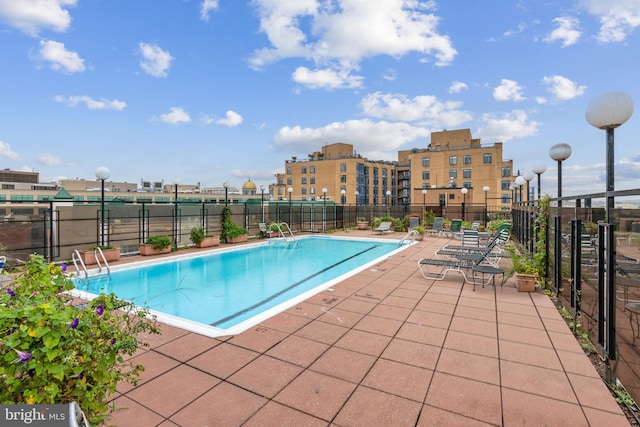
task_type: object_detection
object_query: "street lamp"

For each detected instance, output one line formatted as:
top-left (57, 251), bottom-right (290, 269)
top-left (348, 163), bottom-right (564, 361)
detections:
top-left (585, 92), bottom-right (634, 223)
top-left (341, 189), bottom-right (346, 204)
top-left (95, 166), bottom-right (111, 247)
top-left (260, 184), bottom-right (265, 223)
top-left (460, 187), bottom-right (467, 221)
top-left (523, 170), bottom-right (535, 202)
top-left (515, 175), bottom-right (526, 203)
top-left (172, 176), bottom-right (180, 246)
top-left (223, 181), bottom-right (229, 206)
top-left (549, 143), bottom-right (572, 210)
top-left (322, 187), bottom-right (327, 232)
top-left (386, 190), bottom-right (391, 216)
top-left (422, 188), bottom-right (427, 220)
top-left (482, 185), bottom-right (489, 226)
top-left (340, 189), bottom-right (346, 229)
top-left (531, 165), bottom-right (547, 200)
top-left (287, 187), bottom-right (293, 224)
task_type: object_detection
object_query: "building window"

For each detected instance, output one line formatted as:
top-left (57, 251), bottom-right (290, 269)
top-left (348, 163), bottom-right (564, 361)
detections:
top-left (501, 194), bottom-right (511, 204)
top-left (301, 187), bottom-right (307, 194)
top-left (449, 156), bottom-right (457, 165)
top-left (301, 177), bottom-right (307, 185)
top-left (501, 180), bottom-right (510, 190)
top-left (483, 153), bottom-right (492, 164)
top-left (310, 166), bottom-right (315, 173)
top-left (340, 163), bottom-right (347, 172)
top-left (287, 166), bottom-right (292, 174)
top-left (310, 177), bottom-right (315, 184)
top-left (501, 166), bottom-right (511, 177)
top-left (422, 157), bottom-right (430, 167)
top-left (341, 175), bottom-right (347, 183)
top-left (463, 168), bottom-right (472, 179)
top-left (422, 171), bottom-right (430, 180)
top-left (463, 181), bottom-right (471, 188)
top-left (463, 155), bottom-right (472, 165)
top-left (287, 178), bottom-right (292, 185)
top-left (449, 169), bottom-right (457, 179)
top-left (310, 187), bottom-right (315, 194)
top-left (301, 166), bottom-right (307, 174)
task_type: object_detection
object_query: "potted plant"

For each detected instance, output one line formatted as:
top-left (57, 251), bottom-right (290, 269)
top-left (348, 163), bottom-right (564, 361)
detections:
top-left (356, 217), bottom-right (369, 230)
top-left (190, 226), bottom-right (220, 248)
top-left (78, 245), bottom-right (121, 265)
top-left (412, 225), bottom-right (425, 241)
top-left (507, 244), bottom-right (537, 292)
top-left (442, 218), bottom-right (452, 231)
top-left (139, 235), bottom-right (172, 256)
top-left (221, 206), bottom-right (249, 243)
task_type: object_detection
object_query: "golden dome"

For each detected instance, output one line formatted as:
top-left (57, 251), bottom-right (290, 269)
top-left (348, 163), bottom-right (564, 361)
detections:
top-left (242, 178), bottom-right (257, 194)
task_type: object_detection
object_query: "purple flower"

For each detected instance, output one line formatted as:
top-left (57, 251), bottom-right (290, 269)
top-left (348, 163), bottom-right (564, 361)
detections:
top-left (60, 263), bottom-right (67, 272)
top-left (15, 258), bottom-right (23, 263)
top-left (6, 288), bottom-right (15, 297)
top-left (67, 318), bottom-right (79, 329)
top-left (72, 371), bottom-right (84, 379)
top-left (95, 305), bottom-right (104, 316)
top-left (15, 350), bottom-right (32, 364)
top-left (110, 338), bottom-right (116, 345)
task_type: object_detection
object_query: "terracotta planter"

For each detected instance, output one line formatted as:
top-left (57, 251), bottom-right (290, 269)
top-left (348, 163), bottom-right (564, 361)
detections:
top-left (227, 234), bottom-right (248, 244)
top-left (139, 243), bottom-right (171, 256)
top-left (78, 248), bottom-right (121, 265)
top-left (196, 236), bottom-right (220, 248)
top-left (516, 273), bottom-right (536, 292)
top-left (356, 221), bottom-right (369, 230)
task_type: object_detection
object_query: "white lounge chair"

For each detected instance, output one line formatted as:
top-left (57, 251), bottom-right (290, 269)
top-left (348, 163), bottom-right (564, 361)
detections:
top-left (372, 221), bottom-right (393, 234)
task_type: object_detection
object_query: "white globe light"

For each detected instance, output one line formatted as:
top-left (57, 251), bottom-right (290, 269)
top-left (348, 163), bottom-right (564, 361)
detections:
top-left (515, 176), bottom-right (526, 186)
top-left (461, 187), bottom-right (468, 194)
top-left (586, 92), bottom-right (634, 130)
top-left (95, 166), bottom-right (111, 181)
top-left (531, 165), bottom-right (547, 174)
top-left (549, 143), bottom-right (572, 162)
top-left (523, 170), bottom-right (535, 181)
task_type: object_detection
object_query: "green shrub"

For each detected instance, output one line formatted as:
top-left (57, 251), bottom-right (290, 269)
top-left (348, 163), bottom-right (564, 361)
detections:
top-left (221, 206), bottom-right (248, 242)
top-left (0, 254), bottom-right (160, 425)
top-left (144, 235), bottom-right (172, 250)
top-left (189, 226), bottom-right (213, 244)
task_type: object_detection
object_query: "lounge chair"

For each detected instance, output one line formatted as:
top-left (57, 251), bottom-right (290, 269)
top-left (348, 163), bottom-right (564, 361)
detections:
top-left (426, 217), bottom-right (444, 237)
top-left (259, 222), bottom-right (273, 238)
top-left (372, 221), bottom-right (393, 234)
top-left (461, 229), bottom-right (480, 246)
top-left (0, 256), bottom-right (5, 275)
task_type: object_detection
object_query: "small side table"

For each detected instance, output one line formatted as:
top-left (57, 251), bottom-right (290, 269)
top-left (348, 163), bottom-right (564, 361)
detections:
top-left (471, 265), bottom-right (504, 291)
top-left (625, 302), bottom-right (640, 346)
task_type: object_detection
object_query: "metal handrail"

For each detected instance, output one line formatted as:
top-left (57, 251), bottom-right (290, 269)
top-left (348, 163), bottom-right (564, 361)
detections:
top-left (71, 250), bottom-right (88, 279)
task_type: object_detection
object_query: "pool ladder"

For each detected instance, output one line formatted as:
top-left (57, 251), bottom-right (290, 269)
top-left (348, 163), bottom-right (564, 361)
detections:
top-left (71, 247), bottom-right (111, 279)
top-left (272, 222), bottom-right (298, 247)
top-left (399, 229), bottom-right (419, 246)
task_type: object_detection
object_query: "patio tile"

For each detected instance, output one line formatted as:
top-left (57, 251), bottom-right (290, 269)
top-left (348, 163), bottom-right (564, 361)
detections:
top-left (368, 303), bottom-right (412, 321)
top-left (381, 294), bottom-right (419, 309)
top-left (362, 358), bottom-right (433, 402)
top-left (548, 330), bottom-right (587, 353)
top-left (498, 311), bottom-right (545, 329)
top-left (414, 299), bottom-right (456, 316)
top-left (143, 323), bottom-right (190, 350)
top-left (285, 301), bottom-right (327, 320)
top-left (188, 343), bottom-right (259, 379)
top-left (450, 316), bottom-right (497, 339)
top-left (406, 309), bottom-right (453, 329)
top-left (227, 355), bottom-right (303, 398)
top-left (501, 388), bottom-right (588, 426)
top-left (390, 287), bottom-right (426, 299)
top-left (353, 314), bottom-right (403, 336)
top-left (417, 405), bottom-right (496, 427)
top-left (169, 381), bottom-right (267, 426)
top-left (335, 329), bottom-right (393, 357)
top-left (421, 292), bottom-right (460, 305)
top-left (454, 304), bottom-right (496, 322)
top-left (568, 372), bottom-right (626, 413)
top-left (243, 401), bottom-right (327, 427)
top-left (116, 351), bottom-right (181, 393)
top-left (396, 322), bottom-right (447, 347)
top-left (154, 332), bottom-right (219, 362)
top-left (227, 326), bottom-right (289, 353)
top-left (500, 360), bottom-right (579, 403)
top-left (498, 323), bottom-right (551, 346)
top-left (381, 338), bottom-right (440, 370)
top-left (126, 364), bottom-right (220, 418)
top-left (294, 319), bottom-right (349, 345)
top-left (266, 334), bottom-right (329, 367)
top-left (443, 330), bottom-right (498, 358)
top-left (310, 346), bottom-right (377, 383)
top-left (335, 297), bottom-right (377, 314)
top-left (435, 348), bottom-right (500, 385)
top-left (424, 372), bottom-right (502, 426)
top-left (317, 307), bottom-right (366, 328)
top-left (108, 395), bottom-right (165, 426)
top-left (583, 407), bottom-right (631, 427)
top-left (333, 386), bottom-right (422, 427)
top-left (556, 349), bottom-right (602, 378)
top-left (499, 339), bottom-right (564, 371)
top-left (259, 311), bottom-right (313, 333)
top-left (274, 370), bottom-right (357, 421)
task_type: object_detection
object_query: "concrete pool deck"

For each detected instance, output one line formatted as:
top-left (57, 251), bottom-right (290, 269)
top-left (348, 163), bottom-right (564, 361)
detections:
top-left (105, 231), bottom-right (630, 426)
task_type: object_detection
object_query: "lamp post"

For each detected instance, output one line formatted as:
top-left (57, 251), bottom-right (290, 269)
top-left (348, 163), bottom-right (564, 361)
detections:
top-left (355, 190), bottom-right (359, 220)
top-left (509, 184), bottom-right (516, 205)
top-left (322, 187), bottom-right (327, 232)
top-left (223, 181), bottom-right (229, 206)
top-left (460, 187), bottom-right (467, 221)
top-left (340, 189), bottom-right (346, 229)
top-left (95, 166), bottom-right (111, 247)
top-left (260, 184), bottom-right (265, 223)
top-left (585, 92), bottom-right (634, 223)
top-left (482, 185), bottom-right (489, 227)
top-left (531, 165), bottom-right (547, 200)
top-left (386, 190), bottom-right (391, 216)
top-left (287, 187), bottom-right (293, 225)
top-left (172, 176), bottom-right (180, 246)
top-left (422, 188), bottom-right (427, 219)
top-left (549, 143), bottom-right (572, 295)
top-left (549, 143), bottom-right (572, 210)
top-left (523, 170), bottom-right (535, 202)
top-left (515, 175), bottom-right (526, 203)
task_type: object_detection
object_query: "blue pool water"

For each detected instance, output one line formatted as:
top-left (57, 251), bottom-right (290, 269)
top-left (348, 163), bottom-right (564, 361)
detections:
top-left (73, 236), bottom-right (409, 336)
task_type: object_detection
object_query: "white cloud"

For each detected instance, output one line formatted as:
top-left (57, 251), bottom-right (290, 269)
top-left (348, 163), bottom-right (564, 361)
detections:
top-left (138, 42), bottom-right (173, 77)
top-left (54, 95), bottom-right (126, 110)
top-left (503, 22), bottom-right (527, 37)
top-left (159, 107), bottom-right (191, 124)
top-left (34, 40), bottom-right (84, 74)
top-left (292, 66), bottom-right (363, 90)
top-left (449, 81), bottom-right (468, 94)
top-left (216, 110), bottom-right (243, 127)
top-left (493, 79), bottom-right (525, 102)
top-left (200, 0), bottom-right (218, 22)
top-left (360, 92), bottom-right (472, 128)
top-left (0, 140), bottom-right (19, 160)
top-left (382, 68), bottom-right (397, 81)
top-left (273, 119), bottom-right (431, 159)
top-left (476, 110), bottom-right (540, 142)
top-left (249, 0), bottom-right (456, 88)
top-left (0, 0), bottom-right (76, 36)
top-left (542, 75), bottom-right (586, 101)
top-left (38, 153), bottom-right (68, 166)
top-left (581, 0), bottom-right (640, 43)
top-left (544, 16), bottom-right (581, 47)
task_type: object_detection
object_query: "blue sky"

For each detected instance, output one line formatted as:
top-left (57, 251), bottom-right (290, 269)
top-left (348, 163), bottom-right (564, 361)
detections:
top-left (0, 0), bottom-right (638, 197)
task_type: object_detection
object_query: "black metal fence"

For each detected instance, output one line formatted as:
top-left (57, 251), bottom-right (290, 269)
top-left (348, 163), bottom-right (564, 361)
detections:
top-left (511, 189), bottom-right (640, 403)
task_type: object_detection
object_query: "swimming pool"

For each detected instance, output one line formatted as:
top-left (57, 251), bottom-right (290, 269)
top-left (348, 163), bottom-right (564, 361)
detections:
top-left (73, 236), bottom-right (411, 337)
